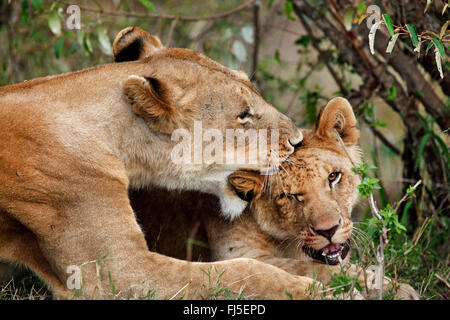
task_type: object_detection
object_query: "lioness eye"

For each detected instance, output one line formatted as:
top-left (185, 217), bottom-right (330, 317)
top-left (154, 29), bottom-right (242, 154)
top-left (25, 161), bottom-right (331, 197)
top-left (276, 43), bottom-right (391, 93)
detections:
top-left (328, 172), bottom-right (342, 188)
top-left (238, 107), bottom-right (253, 119)
top-left (294, 194), bottom-right (304, 202)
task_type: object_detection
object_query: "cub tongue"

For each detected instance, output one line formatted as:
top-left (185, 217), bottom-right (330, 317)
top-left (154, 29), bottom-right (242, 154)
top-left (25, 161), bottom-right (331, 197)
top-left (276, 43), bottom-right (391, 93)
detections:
top-left (322, 243), bottom-right (342, 255)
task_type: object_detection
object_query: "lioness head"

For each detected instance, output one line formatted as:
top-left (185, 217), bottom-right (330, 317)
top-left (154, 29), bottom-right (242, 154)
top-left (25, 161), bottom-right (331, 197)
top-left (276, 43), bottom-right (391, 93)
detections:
top-left (112, 26), bottom-right (302, 218)
top-left (228, 98), bottom-right (361, 265)
top-left (113, 27), bottom-right (302, 170)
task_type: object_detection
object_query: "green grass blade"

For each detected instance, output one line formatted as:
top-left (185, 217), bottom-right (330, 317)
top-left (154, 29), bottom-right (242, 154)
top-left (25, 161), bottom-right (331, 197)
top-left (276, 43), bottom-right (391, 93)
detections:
top-left (414, 133), bottom-right (431, 170)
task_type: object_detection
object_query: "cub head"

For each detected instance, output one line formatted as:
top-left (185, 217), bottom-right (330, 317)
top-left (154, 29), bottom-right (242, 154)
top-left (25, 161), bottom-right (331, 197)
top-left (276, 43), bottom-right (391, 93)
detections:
top-left (113, 26), bottom-right (302, 174)
top-left (228, 98), bottom-right (361, 265)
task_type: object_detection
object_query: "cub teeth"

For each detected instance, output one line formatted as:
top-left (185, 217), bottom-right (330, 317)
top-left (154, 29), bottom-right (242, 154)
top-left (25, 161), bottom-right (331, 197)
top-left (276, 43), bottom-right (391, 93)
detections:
top-left (323, 252), bottom-right (340, 258)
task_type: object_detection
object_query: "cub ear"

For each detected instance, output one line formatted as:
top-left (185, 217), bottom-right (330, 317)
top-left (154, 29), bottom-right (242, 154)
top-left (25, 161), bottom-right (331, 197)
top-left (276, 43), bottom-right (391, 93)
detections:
top-left (316, 97), bottom-right (359, 146)
top-left (228, 171), bottom-right (264, 202)
top-left (113, 26), bottom-right (163, 62)
top-left (124, 75), bottom-right (182, 134)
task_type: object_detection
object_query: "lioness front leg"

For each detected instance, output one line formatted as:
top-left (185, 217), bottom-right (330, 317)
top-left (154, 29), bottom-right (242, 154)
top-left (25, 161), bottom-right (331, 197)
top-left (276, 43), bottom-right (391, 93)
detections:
top-left (10, 189), bottom-right (320, 299)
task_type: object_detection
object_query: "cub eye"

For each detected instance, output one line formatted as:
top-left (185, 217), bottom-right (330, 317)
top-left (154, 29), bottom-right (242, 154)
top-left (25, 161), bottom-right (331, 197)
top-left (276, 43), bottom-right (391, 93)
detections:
top-left (328, 172), bottom-right (342, 188)
top-left (293, 194), bottom-right (304, 202)
top-left (238, 107), bottom-right (253, 120)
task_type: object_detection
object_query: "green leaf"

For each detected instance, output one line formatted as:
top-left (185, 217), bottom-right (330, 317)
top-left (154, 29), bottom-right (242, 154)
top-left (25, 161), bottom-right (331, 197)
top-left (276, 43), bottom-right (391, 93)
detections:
top-left (424, 0), bottom-right (433, 14)
top-left (440, 21), bottom-right (449, 40)
top-left (31, 0), bottom-right (43, 13)
top-left (83, 32), bottom-right (93, 55)
top-left (343, 8), bottom-right (354, 31)
top-left (425, 40), bottom-right (435, 55)
top-left (432, 38), bottom-right (446, 58)
top-left (138, 0), bottom-right (155, 12)
top-left (231, 40), bottom-right (247, 62)
top-left (386, 33), bottom-right (400, 53)
top-left (48, 11), bottom-right (62, 35)
top-left (54, 37), bottom-right (65, 59)
top-left (97, 27), bottom-right (112, 55)
top-left (356, 3), bottom-right (367, 16)
top-left (387, 86), bottom-right (397, 101)
top-left (382, 14), bottom-right (394, 36)
top-left (268, 0), bottom-right (275, 9)
top-left (370, 120), bottom-right (387, 127)
top-left (369, 20), bottom-right (383, 55)
top-left (284, 0), bottom-right (295, 21)
top-left (406, 24), bottom-right (419, 47)
top-left (435, 49), bottom-right (444, 78)
top-left (274, 49), bottom-right (281, 64)
top-left (21, 0), bottom-right (29, 25)
top-left (295, 35), bottom-right (310, 48)
top-left (358, 13), bottom-right (369, 25)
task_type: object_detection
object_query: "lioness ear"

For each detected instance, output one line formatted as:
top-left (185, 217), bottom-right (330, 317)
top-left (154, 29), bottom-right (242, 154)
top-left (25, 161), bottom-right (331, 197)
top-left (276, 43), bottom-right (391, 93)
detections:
top-left (316, 97), bottom-right (359, 146)
top-left (228, 171), bottom-right (264, 202)
top-left (124, 75), bottom-right (181, 134)
top-left (113, 26), bottom-right (163, 62)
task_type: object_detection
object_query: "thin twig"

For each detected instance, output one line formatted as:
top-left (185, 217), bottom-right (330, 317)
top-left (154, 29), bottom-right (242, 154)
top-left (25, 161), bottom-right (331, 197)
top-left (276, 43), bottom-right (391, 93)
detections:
top-left (165, 17), bottom-right (178, 47)
top-left (334, 129), bottom-right (385, 299)
top-left (57, 0), bottom-right (255, 21)
top-left (393, 180), bottom-right (422, 212)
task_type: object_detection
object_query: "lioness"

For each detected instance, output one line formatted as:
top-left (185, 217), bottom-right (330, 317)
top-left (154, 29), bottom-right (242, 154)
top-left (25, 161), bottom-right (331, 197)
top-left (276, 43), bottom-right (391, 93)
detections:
top-left (0, 26), bottom-right (320, 299)
top-left (133, 98), bottom-right (419, 299)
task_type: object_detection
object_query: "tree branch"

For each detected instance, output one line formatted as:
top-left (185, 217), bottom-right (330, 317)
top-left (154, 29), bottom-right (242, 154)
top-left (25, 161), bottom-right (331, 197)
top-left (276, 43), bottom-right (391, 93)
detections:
top-left (57, 0), bottom-right (255, 22)
top-left (297, 10), bottom-right (401, 156)
top-left (250, 1), bottom-right (260, 84)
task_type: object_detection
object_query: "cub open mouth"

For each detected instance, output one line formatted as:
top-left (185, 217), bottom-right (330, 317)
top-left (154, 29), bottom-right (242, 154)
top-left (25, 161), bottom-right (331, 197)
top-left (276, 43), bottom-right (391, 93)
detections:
top-left (302, 239), bottom-right (351, 265)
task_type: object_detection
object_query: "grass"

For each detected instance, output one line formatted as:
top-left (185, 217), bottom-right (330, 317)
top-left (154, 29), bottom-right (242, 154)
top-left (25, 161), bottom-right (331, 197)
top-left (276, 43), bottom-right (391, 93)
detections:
top-left (0, 273), bottom-right (51, 300)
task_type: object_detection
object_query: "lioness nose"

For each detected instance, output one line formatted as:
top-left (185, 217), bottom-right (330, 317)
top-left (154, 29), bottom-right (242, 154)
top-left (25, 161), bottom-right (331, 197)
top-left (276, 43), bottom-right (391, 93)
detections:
top-left (311, 224), bottom-right (339, 241)
top-left (288, 129), bottom-right (303, 147)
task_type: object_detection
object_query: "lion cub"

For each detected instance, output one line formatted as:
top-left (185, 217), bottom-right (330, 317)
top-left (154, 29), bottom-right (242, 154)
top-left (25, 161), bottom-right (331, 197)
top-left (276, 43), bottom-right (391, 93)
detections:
top-left (133, 98), bottom-right (419, 299)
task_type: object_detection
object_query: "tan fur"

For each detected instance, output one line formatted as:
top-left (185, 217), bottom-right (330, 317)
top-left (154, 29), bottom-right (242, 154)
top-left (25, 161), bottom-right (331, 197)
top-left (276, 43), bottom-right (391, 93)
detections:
top-left (132, 99), bottom-right (419, 299)
top-left (0, 27), bottom-right (317, 299)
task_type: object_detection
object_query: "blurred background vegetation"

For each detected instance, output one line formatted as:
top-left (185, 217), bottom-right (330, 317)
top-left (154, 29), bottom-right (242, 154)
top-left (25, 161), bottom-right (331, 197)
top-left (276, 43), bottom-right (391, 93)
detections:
top-left (0, 0), bottom-right (448, 299)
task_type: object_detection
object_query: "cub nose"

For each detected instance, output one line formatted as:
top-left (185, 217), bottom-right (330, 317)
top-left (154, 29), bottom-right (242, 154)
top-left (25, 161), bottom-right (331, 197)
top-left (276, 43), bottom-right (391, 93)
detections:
top-left (310, 224), bottom-right (339, 241)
